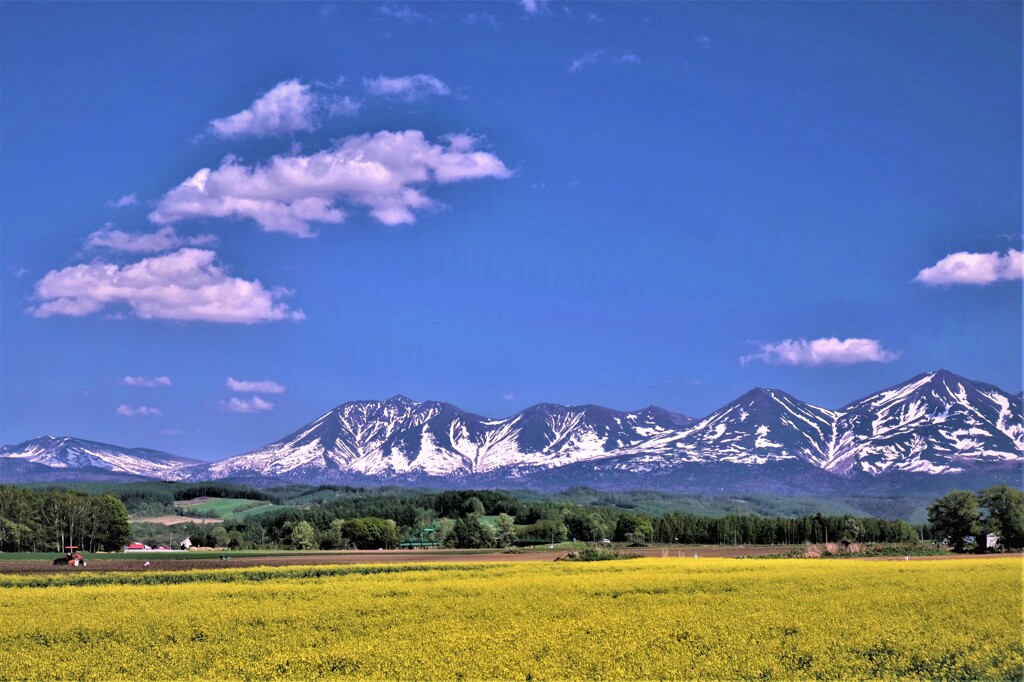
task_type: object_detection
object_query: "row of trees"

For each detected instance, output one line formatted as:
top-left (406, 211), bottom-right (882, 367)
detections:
top-left (181, 502), bottom-right (922, 551)
top-left (926, 485), bottom-right (1024, 552)
top-left (0, 486), bottom-right (132, 552)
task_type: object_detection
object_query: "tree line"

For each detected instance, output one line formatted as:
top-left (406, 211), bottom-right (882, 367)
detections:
top-left (181, 491), bottom-right (922, 551)
top-left (926, 485), bottom-right (1024, 552)
top-left (0, 486), bottom-right (132, 552)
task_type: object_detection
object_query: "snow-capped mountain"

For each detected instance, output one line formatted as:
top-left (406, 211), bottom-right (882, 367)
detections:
top-left (2, 370), bottom-right (1020, 490)
top-left (827, 370), bottom-right (1024, 475)
top-left (646, 388), bottom-right (842, 467)
top-left (183, 371), bottom-right (1022, 484)
top-left (0, 436), bottom-right (197, 478)
top-left (201, 397), bottom-right (697, 480)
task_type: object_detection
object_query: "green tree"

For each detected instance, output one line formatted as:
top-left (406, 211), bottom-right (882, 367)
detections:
top-left (93, 494), bottom-right (132, 551)
top-left (564, 511), bottom-right (606, 542)
top-left (839, 516), bottom-right (864, 545)
top-left (338, 517), bottom-right (399, 549)
top-left (927, 490), bottom-right (981, 553)
top-left (614, 513), bottom-right (653, 544)
top-left (435, 518), bottom-right (455, 547)
top-left (463, 496), bottom-right (485, 517)
top-left (979, 485), bottom-right (1024, 550)
top-left (321, 519), bottom-right (349, 549)
top-left (448, 516), bottom-right (494, 548)
top-left (495, 513), bottom-right (517, 548)
top-left (290, 521), bottom-right (319, 550)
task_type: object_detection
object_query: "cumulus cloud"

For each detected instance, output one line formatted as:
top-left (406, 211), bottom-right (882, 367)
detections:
top-left (29, 248), bottom-right (304, 324)
top-left (106, 193), bottom-right (138, 208)
top-left (122, 375), bottom-right (172, 387)
top-left (617, 53), bottom-right (641, 64)
top-left (740, 338), bottom-right (899, 367)
top-left (221, 396), bottom-right (274, 413)
top-left (915, 249), bottom-right (1023, 286)
top-left (364, 74), bottom-right (451, 102)
top-left (377, 3), bottom-right (430, 22)
top-left (226, 377), bottom-right (286, 394)
top-left (150, 130), bottom-right (510, 236)
top-left (116, 405), bottom-right (162, 417)
top-left (569, 51), bottom-right (604, 73)
top-left (85, 226), bottom-right (217, 253)
top-left (520, 0), bottom-right (539, 14)
top-left (210, 80), bottom-right (320, 139)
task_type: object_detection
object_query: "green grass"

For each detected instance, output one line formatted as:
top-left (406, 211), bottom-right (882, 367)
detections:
top-left (174, 497), bottom-right (290, 520)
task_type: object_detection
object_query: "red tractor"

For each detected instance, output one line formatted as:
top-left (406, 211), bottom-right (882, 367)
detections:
top-left (53, 546), bottom-right (87, 567)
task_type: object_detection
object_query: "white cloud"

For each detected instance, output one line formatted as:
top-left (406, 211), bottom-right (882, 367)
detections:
top-left (122, 375), bottom-right (172, 387)
top-left (569, 51), bottom-right (604, 74)
top-left (364, 74), bottom-right (451, 102)
top-left (226, 377), bottom-right (286, 394)
top-left (502, 393), bottom-right (516, 401)
top-left (29, 248), bottom-right (304, 324)
top-left (150, 130), bottom-right (510, 236)
top-left (617, 53), bottom-right (641, 64)
top-left (106, 193), bottom-right (138, 208)
top-left (377, 3), bottom-right (430, 22)
top-left (915, 249), bottom-right (1023, 286)
top-left (327, 95), bottom-right (361, 117)
top-left (520, 0), bottom-right (539, 14)
top-left (210, 80), bottom-right (319, 139)
top-left (463, 11), bottom-right (498, 27)
top-left (221, 396), bottom-right (274, 413)
top-left (85, 226), bottom-right (217, 253)
top-left (116, 405), bottom-right (162, 417)
top-left (695, 35), bottom-right (711, 50)
top-left (740, 338), bottom-right (899, 367)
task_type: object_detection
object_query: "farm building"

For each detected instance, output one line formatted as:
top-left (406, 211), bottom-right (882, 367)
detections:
top-left (125, 542), bottom-right (151, 551)
top-left (399, 527), bottom-right (439, 549)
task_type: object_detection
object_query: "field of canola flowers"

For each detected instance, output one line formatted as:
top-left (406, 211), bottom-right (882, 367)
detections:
top-left (0, 557), bottom-right (1020, 680)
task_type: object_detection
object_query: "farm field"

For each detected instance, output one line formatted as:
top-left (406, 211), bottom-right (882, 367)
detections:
top-left (0, 557), bottom-right (1020, 680)
top-left (171, 496), bottom-right (289, 520)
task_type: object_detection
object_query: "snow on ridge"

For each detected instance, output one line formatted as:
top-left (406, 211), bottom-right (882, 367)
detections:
top-left (9, 373), bottom-right (1021, 481)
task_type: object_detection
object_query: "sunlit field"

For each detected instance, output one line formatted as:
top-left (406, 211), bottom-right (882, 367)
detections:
top-left (1, 558), bottom-right (1020, 680)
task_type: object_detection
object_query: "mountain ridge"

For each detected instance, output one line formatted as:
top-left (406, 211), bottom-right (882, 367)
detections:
top-left (2, 370), bottom-right (1021, 491)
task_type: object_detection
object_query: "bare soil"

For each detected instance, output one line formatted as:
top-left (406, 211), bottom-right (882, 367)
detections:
top-left (0, 546), bottom-right (1016, 575)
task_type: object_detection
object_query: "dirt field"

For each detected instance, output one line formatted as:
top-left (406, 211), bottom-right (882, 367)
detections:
top-left (2, 545), bottom-right (1015, 575)
top-left (0, 546), bottom-right (789, 574)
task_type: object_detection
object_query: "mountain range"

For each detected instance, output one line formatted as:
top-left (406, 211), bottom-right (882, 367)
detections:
top-left (2, 370), bottom-right (1021, 493)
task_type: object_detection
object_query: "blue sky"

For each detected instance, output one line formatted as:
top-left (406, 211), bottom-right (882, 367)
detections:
top-left (1, 1), bottom-right (1020, 460)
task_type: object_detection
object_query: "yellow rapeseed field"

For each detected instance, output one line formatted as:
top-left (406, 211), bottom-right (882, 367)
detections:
top-left (0, 558), bottom-right (1020, 680)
